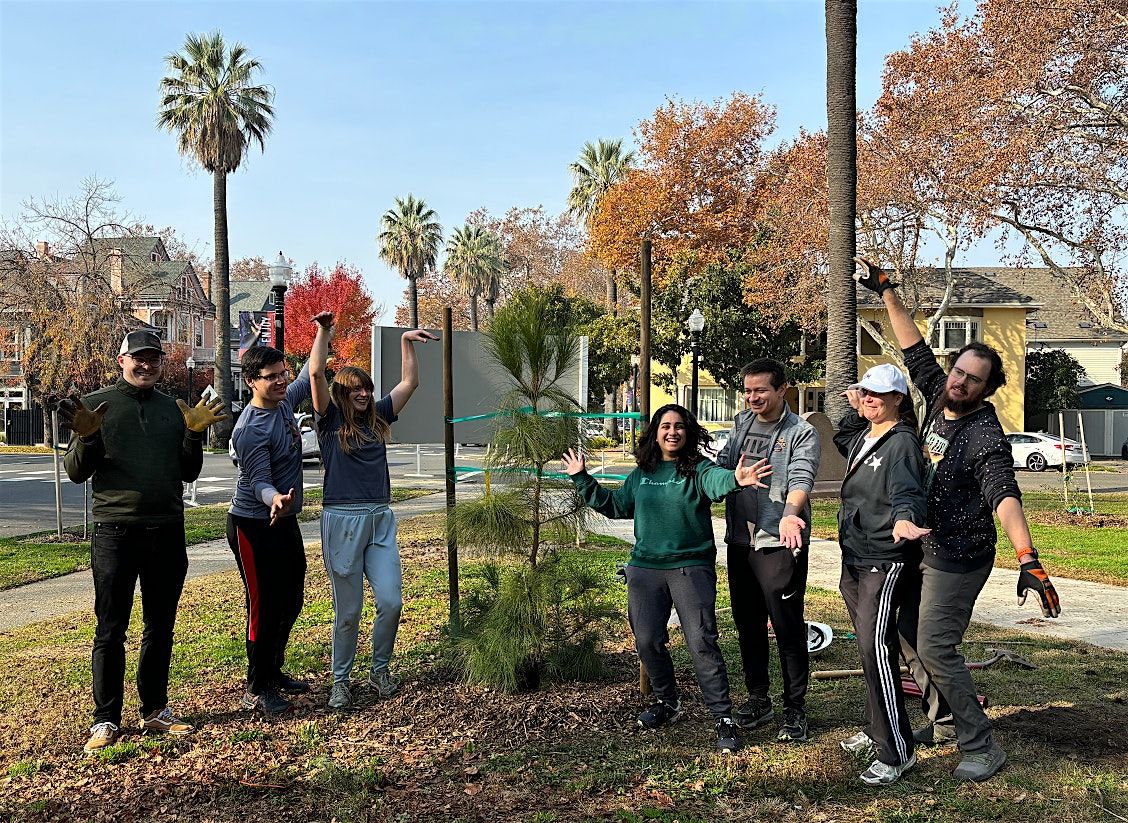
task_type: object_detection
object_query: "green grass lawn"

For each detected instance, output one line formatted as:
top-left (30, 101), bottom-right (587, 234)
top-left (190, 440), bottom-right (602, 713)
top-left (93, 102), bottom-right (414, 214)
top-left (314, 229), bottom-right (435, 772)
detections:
top-left (1, 511), bottom-right (1124, 822)
top-left (0, 487), bottom-right (437, 590)
top-left (712, 492), bottom-right (1128, 587)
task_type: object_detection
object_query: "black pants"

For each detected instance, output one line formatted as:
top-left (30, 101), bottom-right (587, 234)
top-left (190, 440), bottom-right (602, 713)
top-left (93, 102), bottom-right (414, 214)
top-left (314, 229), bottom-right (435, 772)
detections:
top-left (840, 561), bottom-right (916, 767)
top-left (626, 564), bottom-right (733, 718)
top-left (727, 543), bottom-right (809, 710)
top-left (227, 514), bottom-right (306, 694)
top-left (91, 521), bottom-right (188, 726)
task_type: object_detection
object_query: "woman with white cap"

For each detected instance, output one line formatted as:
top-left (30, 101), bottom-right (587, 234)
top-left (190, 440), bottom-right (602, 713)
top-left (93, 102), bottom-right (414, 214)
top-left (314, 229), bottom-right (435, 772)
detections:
top-left (832, 363), bottom-right (931, 786)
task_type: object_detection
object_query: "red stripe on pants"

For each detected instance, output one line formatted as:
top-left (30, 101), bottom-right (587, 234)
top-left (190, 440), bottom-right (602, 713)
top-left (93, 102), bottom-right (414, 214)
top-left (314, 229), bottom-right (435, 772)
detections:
top-left (236, 527), bottom-right (261, 642)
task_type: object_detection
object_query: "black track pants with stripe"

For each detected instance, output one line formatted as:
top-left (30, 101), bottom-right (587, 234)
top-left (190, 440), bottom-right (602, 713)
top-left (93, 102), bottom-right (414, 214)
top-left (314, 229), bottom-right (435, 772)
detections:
top-left (839, 561), bottom-right (917, 767)
top-left (227, 513), bottom-right (306, 694)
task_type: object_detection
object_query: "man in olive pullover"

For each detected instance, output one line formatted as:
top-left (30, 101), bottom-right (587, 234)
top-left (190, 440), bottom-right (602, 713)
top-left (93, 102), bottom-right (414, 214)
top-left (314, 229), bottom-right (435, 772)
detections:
top-left (62, 330), bottom-right (225, 754)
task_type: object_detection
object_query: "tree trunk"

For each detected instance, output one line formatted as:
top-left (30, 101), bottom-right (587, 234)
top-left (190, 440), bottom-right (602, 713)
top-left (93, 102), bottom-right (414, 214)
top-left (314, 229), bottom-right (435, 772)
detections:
top-left (604, 269), bottom-right (619, 438)
top-left (409, 273), bottom-right (420, 329)
top-left (212, 170), bottom-right (235, 448)
top-left (486, 298), bottom-right (496, 323)
top-left (469, 295), bottom-right (479, 333)
top-left (824, 0), bottom-right (858, 423)
top-left (606, 270), bottom-right (618, 315)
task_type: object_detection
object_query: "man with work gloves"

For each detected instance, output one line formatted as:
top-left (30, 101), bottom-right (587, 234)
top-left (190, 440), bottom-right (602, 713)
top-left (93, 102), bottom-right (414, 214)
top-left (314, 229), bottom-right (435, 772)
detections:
top-left (854, 257), bottom-right (1061, 783)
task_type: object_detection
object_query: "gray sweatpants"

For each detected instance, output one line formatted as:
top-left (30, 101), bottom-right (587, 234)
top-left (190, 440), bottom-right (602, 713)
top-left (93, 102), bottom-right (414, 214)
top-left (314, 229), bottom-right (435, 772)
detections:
top-left (899, 561), bottom-right (995, 754)
top-left (321, 503), bottom-right (403, 684)
top-left (626, 564), bottom-right (733, 719)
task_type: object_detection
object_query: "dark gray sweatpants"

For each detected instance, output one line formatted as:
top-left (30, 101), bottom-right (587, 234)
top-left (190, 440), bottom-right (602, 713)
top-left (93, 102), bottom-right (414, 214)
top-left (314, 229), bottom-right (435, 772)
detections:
top-left (626, 564), bottom-right (733, 719)
top-left (899, 561), bottom-right (995, 754)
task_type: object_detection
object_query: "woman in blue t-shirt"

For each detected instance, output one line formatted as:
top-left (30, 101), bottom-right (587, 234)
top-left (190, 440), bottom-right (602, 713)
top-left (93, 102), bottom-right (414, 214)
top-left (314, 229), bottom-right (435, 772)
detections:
top-left (310, 313), bottom-right (437, 710)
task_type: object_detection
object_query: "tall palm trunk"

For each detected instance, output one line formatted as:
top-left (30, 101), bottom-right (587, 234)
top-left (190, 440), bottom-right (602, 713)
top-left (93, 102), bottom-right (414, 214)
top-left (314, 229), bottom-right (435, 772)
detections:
top-left (409, 273), bottom-right (420, 329)
top-left (213, 170), bottom-right (235, 447)
top-left (469, 295), bottom-right (479, 332)
top-left (824, 0), bottom-right (858, 423)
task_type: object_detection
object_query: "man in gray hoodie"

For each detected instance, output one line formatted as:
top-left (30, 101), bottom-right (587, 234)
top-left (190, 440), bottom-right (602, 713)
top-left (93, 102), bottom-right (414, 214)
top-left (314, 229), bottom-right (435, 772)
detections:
top-left (716, 358), bottom-right (820, 743)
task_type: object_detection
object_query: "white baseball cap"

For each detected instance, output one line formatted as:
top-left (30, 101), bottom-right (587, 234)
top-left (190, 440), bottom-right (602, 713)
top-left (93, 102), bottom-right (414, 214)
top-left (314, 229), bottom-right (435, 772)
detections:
top-left (849, 363), bottom-right (909, 395)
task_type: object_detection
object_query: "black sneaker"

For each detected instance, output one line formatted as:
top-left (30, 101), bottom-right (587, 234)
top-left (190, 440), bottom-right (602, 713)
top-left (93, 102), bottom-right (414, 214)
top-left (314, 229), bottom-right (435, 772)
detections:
top-left (275, 672), bottom-right (310, 695)
top-left (637, 699), bottom-right (682, 729)
top-left (715, 717), bottom-right (743, 753)
top-left (776, 707), bottom-right (808, 742)
top-left (734, 696), bottom-right (774, 730)
top-left (241, 689), bottom-right (293, 716)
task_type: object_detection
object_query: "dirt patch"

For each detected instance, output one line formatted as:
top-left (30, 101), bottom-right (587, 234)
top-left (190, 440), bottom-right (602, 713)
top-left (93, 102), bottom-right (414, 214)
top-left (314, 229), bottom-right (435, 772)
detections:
top-left (997, 703), bottom-right (1128, 760)
top-left (1025, 510), bottom-right (1128, 528)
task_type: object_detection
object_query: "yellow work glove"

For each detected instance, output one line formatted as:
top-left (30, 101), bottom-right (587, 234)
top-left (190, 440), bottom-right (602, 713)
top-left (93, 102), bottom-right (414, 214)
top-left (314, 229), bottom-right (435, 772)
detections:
top-left (177, 398), bottom-right (228, 433)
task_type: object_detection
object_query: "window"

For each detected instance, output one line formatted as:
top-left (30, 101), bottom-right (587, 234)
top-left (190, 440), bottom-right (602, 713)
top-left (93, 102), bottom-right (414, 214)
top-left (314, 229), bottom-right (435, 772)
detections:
top-left (697, 388), bottom-right (739, 423)
top-left (194, 318), bottom-right (204, 348)
top-left (858, 325), bottom-right (884, 355)
top-left (804, 388), bottom-right (826, 414)
top-left (931, 317), bottom-right (980, 351)
top-left (177, 313), bottom-right (189, 344)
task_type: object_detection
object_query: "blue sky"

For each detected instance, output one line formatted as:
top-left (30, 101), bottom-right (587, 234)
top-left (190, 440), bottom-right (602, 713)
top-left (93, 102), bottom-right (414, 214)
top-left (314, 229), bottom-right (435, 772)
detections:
top-left (1, 0), bottom-right (971, 321)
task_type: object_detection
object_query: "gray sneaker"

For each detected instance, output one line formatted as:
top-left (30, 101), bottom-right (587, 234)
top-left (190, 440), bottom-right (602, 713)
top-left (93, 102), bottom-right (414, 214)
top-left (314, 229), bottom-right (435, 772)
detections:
top-left (328, 681), bottom-right (352, 710)
top-left (840, 730), bottom-right (875, 755)
top-left (953, 744), bottom-right (1007, 782)
top-left (913, 722), bottom-right (957, 745)
top-left (368, 669), bottom-right (400, 698)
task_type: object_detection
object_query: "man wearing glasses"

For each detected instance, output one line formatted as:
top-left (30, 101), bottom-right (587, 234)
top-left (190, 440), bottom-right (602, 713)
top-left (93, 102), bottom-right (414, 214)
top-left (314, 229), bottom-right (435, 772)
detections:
top-left (228, 315), bottom-right (332, 715)
top-left (61, 329), bottom-right (226, 754)
top-left (854, 257), bottom-right (1061, 782)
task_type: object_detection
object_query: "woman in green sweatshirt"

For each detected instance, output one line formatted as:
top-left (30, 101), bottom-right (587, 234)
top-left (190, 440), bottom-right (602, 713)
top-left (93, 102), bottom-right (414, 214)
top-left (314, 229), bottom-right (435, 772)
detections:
top-left (563, 403), bottom-right (768, 753)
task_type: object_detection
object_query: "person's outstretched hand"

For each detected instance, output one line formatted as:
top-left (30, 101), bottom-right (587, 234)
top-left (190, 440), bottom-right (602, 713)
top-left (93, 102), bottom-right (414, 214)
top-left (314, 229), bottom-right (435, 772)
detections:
top-left (892, 519), bottom-right (932, 543)
top-left (57, 396), bottom-right (109, 439)
top-left (403, 329), bottom-right (439, 344)
top-left (562, 448), bottom-right (586, 476)
top-left (270, 488), bottom-right (296, 526)
top-left (853, 255), bottom-right (898, 296)
top-left (779, 514), bottom-right (806, 551)
top-left (177, 397), bottom-right (228, 432)
top-left (734, 455), bottom-right (772, 489)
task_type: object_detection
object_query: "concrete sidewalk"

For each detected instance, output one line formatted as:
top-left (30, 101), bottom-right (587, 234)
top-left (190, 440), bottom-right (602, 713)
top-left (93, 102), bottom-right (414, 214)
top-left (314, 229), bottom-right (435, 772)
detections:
top-left (584, 516), bottom-right (1128, 653)
top-left (1, 497), bottom-right (1125, 652)
top-left (0, 493), bottom-right (449, 633)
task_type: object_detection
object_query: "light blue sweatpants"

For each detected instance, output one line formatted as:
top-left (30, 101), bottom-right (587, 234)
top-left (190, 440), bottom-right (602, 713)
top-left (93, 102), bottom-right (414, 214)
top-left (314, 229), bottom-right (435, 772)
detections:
top-left (321, 503), bottom-right (403, 684)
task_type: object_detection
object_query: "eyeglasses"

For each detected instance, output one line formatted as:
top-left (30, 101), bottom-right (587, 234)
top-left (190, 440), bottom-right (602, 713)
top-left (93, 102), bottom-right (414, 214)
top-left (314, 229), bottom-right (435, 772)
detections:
top-left (859, 387), bottom-right (896, 398)
top-left (256, 369), bottom-right (292, 383)
top-left (126, 353), bottom-right (164, 366)
top-left (950, 366), bottom-right (986, 387)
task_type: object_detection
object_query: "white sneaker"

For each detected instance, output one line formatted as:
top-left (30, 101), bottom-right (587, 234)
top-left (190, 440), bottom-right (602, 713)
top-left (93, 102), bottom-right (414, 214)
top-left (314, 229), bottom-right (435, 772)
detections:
top-left (860, 752), bottom-right (917, 785)
top-left (840, 730), bottom-right (875, 754)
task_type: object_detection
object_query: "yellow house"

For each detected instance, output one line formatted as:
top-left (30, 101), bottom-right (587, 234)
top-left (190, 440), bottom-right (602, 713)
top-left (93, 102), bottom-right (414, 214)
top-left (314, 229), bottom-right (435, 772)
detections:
top-left (656, 269), bottom-right (1039, 434)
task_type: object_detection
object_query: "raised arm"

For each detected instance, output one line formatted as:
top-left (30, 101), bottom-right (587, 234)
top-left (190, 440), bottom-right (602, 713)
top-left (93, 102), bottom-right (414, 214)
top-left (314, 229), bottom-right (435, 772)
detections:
top-left (309, 311), bottom-right (335, 415)
top-left (854, 256), bottom-right (923, 349)
top-left (389, 328), bottom-right (439, 416)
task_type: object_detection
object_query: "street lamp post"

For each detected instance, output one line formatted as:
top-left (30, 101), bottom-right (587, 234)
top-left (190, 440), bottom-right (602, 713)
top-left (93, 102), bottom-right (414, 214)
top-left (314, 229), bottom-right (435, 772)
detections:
top-left (268, 251), bottom-right (293, 354)
top-left (186, 356), bottom-right (196, 404)
top-left (687, 309), bottom-right (705, 419)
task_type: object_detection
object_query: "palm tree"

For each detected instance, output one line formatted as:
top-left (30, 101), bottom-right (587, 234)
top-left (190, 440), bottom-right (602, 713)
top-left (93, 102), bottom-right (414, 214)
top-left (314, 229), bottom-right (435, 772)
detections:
top-left (824, 0), bottom-right (859, 422)
top-left (569, 138), bottom-right (635, 438)
top-left (378, 195), bottom-right (443, 329)
top-left (567, 138), bottom-right (635, 311)
top-left (158, 31), bottom-right (274, 447)
top-left (444, 225), bottom-right (506, 331)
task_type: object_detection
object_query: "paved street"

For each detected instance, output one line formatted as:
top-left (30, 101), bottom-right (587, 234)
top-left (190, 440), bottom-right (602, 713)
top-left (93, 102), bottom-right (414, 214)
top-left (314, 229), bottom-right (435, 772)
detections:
top-left (0, 446), bottom-right (494, 537)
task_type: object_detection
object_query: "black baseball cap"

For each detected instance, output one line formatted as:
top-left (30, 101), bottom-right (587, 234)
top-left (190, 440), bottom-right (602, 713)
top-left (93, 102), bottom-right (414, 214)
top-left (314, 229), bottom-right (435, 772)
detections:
top-left (119, 330), bottom-right (164, 356)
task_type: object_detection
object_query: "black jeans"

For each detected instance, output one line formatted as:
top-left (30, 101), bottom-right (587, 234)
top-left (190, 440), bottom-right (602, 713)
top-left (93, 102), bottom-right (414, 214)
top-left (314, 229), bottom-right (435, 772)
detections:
top-left (727, 543), bottom-right (810, 710)
top-left (91, 521), bottom-right (188, 726)
top-left (227, 514), bottom-right (306, 694)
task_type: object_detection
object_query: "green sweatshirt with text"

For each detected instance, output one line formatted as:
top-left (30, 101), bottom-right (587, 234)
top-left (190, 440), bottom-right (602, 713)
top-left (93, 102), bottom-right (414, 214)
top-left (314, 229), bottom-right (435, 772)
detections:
top-left (571, 457), bottom-right (740, 569)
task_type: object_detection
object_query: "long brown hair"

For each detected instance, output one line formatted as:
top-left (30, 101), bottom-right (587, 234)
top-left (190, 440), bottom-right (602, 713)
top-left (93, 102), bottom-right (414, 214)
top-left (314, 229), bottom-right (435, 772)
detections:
top-left (328, 366), bottom-right (390, 453)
